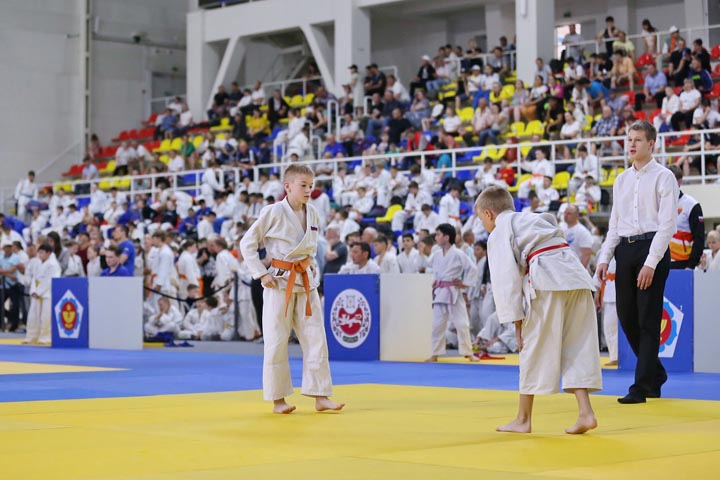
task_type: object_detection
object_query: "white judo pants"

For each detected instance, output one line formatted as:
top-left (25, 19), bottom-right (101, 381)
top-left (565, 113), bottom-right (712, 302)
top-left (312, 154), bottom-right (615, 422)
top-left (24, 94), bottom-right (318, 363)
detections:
top-left (520, 289), bottom-right (603, 395)
top-left (432, 300), bottom-right (473, 356)
top-left (25, 296), bottom-right (51, 344)
top-left (262, 287), bottom-right (332, 401)
top-left (602, 302), bottom-right (618, 362)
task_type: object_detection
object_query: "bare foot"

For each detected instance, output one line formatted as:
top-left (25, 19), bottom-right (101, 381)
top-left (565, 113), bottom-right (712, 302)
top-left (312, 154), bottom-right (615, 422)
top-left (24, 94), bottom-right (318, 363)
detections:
top-left (273, 399), bottom-right (296, 414)
top-left (496, 417), bottom-right (531, 433)
top-left (315, 397), bottom-right (345, 412)
top-left (605, 360), bottom-right (618, 366)
top-left (565, 414), bottom-right (598, 434)
top-left (425, 355), bottom-right (438, 362)
top-left (465, 354), bottom-right (479, 363)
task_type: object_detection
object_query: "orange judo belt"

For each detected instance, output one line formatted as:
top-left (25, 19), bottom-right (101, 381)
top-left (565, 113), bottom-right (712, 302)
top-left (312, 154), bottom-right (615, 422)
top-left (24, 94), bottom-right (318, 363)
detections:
top-left (271, 257), bottom-right (313, 317)
top-left (599, 272), bottom-right (616, 304)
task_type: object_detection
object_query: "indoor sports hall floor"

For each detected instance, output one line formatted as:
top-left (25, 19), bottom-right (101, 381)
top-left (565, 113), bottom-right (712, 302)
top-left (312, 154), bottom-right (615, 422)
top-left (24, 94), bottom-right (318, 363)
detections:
top-left (1, 337), bottom-right (720, 480)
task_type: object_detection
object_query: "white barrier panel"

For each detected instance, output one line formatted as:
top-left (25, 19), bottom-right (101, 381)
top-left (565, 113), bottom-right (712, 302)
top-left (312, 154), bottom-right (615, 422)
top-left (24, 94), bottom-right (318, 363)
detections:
top-left (88, 277), bottom-right (144, 350)
top-left (379, 274), bottom-right (433, 361)
top-left (693, 271), bottom-right (720, 373)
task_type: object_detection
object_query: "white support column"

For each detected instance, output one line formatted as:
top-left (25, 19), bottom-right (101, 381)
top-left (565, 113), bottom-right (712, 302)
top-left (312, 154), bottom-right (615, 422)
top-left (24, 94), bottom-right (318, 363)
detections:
top-left (205, 36), bottom-right (247, 112)
top-left (684, 0), bottom-right (710, 46)
top-left (300, 24), bottom-right (336, 94)
top-left (334, 0), bottom-right (371, 95)
top-left (515, 0), bottom-right (554, 85)
top-left (187, 12), bottom-right (224, 121)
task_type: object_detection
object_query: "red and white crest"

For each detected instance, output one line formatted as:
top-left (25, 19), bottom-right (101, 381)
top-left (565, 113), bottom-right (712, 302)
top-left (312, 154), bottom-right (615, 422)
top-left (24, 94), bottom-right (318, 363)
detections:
top-left (330, 288), bottom-right (371, 348)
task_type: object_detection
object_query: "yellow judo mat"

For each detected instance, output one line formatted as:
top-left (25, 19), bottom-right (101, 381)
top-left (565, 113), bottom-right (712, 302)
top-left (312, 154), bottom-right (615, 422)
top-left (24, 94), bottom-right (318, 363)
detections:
top-left (0, 361), bottom-right (124, 375)
top-left (1, 384), bottom-right (718, 480)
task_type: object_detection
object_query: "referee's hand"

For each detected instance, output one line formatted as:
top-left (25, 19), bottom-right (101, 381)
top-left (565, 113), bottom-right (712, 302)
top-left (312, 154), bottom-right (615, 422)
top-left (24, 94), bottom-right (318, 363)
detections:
top-left (596, 263), bottom-right (608, 282)
top-left (637, 266), bottom-right (655, 290)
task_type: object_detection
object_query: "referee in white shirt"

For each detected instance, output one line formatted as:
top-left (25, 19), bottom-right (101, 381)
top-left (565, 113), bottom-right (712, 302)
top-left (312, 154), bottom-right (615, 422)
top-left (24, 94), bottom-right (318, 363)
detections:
top-left (597, 121), bottom-right (678, 404)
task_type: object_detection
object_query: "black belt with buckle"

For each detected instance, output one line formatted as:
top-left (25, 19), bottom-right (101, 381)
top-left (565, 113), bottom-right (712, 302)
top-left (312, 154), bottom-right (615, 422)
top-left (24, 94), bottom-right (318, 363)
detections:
top-left (622, 232), bottom-right (656, 244)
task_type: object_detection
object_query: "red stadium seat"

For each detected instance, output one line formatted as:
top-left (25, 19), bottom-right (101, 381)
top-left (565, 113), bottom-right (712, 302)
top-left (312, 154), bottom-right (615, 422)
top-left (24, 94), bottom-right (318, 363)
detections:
top-left (128, 129), bottom-right (139, 139)
top-left (634, 110), bottom-right (646, 121)
top-left (667, 134), bottom-right (691, 146)
top-left (707, 82), bottom-right (720, 99)
top-left (713, 63), bottom-right (720, 79)
top-left (142, 112), bottom-right (158, 126)
top-left (634, 53), bottom-right (654, 68)
top-left (711, 45), bottom-right (720, 60)
top-left (648, 108), bottom-right (661, 123)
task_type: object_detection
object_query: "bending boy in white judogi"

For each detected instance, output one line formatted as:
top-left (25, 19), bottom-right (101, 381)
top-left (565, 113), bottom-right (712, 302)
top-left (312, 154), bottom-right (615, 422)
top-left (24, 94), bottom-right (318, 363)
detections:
top-left (426, 223), bottom-right (479, 362)
top-left (476, 186), bottom-right (601, 435)
top-left (23, 244), bottom-right (61, 345)
top-left (240, 164), bottom-right (344, 414)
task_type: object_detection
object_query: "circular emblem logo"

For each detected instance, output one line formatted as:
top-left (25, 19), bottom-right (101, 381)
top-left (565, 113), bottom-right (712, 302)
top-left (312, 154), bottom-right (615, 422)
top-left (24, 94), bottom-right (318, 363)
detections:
top-left (61, 300), bottom-right (78, 332)
top-left (330, 288), bottom-right (371, 349)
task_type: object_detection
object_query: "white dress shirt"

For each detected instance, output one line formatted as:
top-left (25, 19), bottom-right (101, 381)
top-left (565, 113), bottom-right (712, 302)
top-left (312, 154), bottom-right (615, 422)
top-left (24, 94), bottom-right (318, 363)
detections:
top-left (598, 159), bottom-right (678, 269)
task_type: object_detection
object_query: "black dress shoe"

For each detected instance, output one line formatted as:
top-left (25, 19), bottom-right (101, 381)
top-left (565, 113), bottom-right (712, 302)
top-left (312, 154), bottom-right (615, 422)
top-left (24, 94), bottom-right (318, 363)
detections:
top-left (618, 393), bottom-right (646, 404)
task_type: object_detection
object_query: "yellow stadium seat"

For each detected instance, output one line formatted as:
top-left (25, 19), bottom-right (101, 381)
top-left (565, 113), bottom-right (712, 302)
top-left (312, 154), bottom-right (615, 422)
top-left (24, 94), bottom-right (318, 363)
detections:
top-left (525, 120), bottom-right (545, 136)
top-left (279, 117), bottom-right (290, 124)
top-left (283, 96), bottom-right (292, 105)
top-left (170, 137), bottom-right (183, 150)
top-left (507, 173), bottom-right (531, 193)
top-left (192, 135), bottom-right (203, 148)
top-left (259, 105), bottom-right (268, 112)
top-left (506, 121), bottom-right (526, 138)
top-left (501, 84), bottom-right (515, 99)
top-left (159, 155), bottom-right (169, 165)
top-left (552, 171), bottom-right (570, 190)
top-left (303, 93), bottom-right (315, 105)
top-left (98, 179), bottom-right (112, 191)
top-left (439, 90), bottom-right (456, 101)
top-left (101, 160), bottom-right (116, 174)
top-left (156, 139), bottom-right (171, 152)
top-left (519, 142), bottom-right (533, 158)
top-left (487, 145), bottom-right (507, 161)
top-left (216, 133), bottom-right (227, 140)
top-left (376, 204), bottom-right (403, 223)
top-left (210, 117), bottom-right (232, 132)
top-left (583, 115), bottom-right (593, 132)
top-left (459, 107), bottom-right (474, 122)
top-left (289, 95), bottom-right (303, 107)
top-left (114, 177), bottom-right (131, 190)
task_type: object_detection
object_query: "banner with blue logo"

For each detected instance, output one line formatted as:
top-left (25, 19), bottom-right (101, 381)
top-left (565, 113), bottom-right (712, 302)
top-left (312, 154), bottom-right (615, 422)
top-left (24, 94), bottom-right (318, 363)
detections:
top-left (619, 269), bottom-right (693, 372)
top-left (51, 278), bottom-right (89, 348)
top-left (323, 274), bottom-right (380, 361)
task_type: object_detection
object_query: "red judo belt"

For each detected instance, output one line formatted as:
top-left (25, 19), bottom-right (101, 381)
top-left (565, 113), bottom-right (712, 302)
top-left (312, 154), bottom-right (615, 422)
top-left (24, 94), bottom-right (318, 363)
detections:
top-left (271, 257), bottom-right (312, 317)
top-left (525, 243), bottom-right (569, 274)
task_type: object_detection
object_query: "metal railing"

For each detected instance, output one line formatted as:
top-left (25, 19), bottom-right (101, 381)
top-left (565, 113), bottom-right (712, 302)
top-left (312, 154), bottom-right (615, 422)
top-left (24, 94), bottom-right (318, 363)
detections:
top-left (149, 94), bottom-right (187, 114)
top-left (8, 127), bottom-right (719, 218)
top-left (563, 23), bottom-right (720, 58)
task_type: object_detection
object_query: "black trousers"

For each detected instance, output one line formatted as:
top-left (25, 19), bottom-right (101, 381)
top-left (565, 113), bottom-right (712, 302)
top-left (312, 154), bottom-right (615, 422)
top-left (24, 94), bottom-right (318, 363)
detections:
top-left (635, 91), bottom-right (665, 110)
top-left (614, 239), bottom-right (671, 397)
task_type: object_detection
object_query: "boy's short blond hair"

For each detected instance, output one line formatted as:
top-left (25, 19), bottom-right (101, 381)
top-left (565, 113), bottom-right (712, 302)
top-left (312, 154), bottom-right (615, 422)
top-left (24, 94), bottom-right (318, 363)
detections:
top-left (475, 186), bottom-right (515, 215)
top-left (284, 164), bottom-right (315, 181)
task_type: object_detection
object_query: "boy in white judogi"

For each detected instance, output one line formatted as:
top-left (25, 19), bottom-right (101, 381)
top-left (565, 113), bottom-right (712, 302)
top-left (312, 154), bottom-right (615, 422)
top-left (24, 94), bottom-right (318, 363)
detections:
top-left (476, 186), bottom-right (601, 435)
top-left (23, 244), bottom-right (61, 345)
top-left (144, 297), bottom-right (183, 337)
top-left (437, 186), bottom-right (462, 228)
top-left (426, 223), bottom-right (479, 362)
top-left (392, 181), bottom-right (432, 233)
top-left (594, 258), bottom-right (618, 366)
top-left (178, 298), bottom-right (210, 340)
top-left (240, 164), bottom-right (344, 414)
top-left (177, 240), bottom-right (202, 299)
top-left (397, 234), bottom-right (420, 273)
top-left (475, 312), bottom-right (518, 354)
top-left (373, 235), bottom-right (400, 274)
top-left (518, 149), bottom-right (555, 199)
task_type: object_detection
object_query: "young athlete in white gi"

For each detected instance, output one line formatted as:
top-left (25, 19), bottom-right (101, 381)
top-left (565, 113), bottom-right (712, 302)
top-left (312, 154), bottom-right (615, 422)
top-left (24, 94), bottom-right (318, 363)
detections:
top-left (476, 186), bottom-right (601, 434)
top-left (23, 243), bottom-right (61, 344)
top-left (426, 223), bottom-right (479, 362)
top-left (240, 164), bottom-right (344, 414)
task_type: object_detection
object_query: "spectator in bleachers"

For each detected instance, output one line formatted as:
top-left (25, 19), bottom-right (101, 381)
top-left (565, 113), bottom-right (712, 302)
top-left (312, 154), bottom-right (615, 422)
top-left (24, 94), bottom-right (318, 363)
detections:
top-left (641, 19), bottom-right (658, 54)
top-left (88, 133), bottom-right (102, 159)
top-left (669, 39), bottom-right (692, 86)
top-left (563, 57), bottom-right (585, 100)
top-left (606, 88), bottom-right (628, 115)
top-left (266, 89), bottom-right (289, 129)
top-left (568, 145), bottom-right (599, 194)
top-left (114, 141), bottom-right (135, 176)
top-left (547, 75), bottom-right (564, 99)
top-left (597, 16), bottom-right (619, 56)
top-left (488, 46), bottom-right (511, 82)
top-left (364, 64), bottom-right (387, 98)
top-left (562, 24), bottom-right (584, 63)
top-left (560, 111), bottom-right (582, 157)
top-left (100, 245), bottom-right (131, 277)
top-left (473, 64), bottom-right (500, 109)
top-left (397, 234), bottom-right (419, 273)
top-left (576, 176), bottom-right (602, 208)
top-left (86, 244), bottom-right (101, 277)
top-left (663, 25), bottom-right (684, 57)
top-left (520, 75), bottom-right (548, 121)
top-left (81, 155), bottom-right (99, 184)
top-left (544, 96), bottom-right (565, 140)
top-left (385, 107), bottom-right (412, 145)
top-left (700, 231), bottom-right (720, 271)
top-left (654, 85), bottom-right (679, 131)
top-left (409, 55), bottom-right (436, 98)
top-left (518, 147), bottom-right (555, 199)
top-left (339, 242), bottom-right (381, 274)
top-left (348, 65), bottom-right (364, 114)
top-left (178, 103), bottom-right (194, 132)
top-left (636, 63), bottom-right (667, 110)
top-left (562, 205), bottom-right (593, 268)
top-left (438, 185), bottom-right (461, 228)
top-left (373, 235), bottom-right (400, 274)
top-left (533, 57), bottom-right (552, 84)
top-left (612, 31), bottom-right (635, 60)
top-left (426, 56), bottom-right (450, 97)
top-left (441, 105), bottom-right (462, 137)
top-left (609, 51), bottom-right (635, 91)
top-left (672, 78), bottom-right (702, 132)
top-left (228, 82), bottom-right (242, 104)
top-left (210, 85), bottom-right (229, 120)
top-left (536, 176), bottom-right (559, 211)
top-left (509, 79), bottom-right (530, 122)
top-left (247, 109), bottom-right (269, 146)
top-left (387, 74), bottom-right (410, 104)
top-left (167, 150), bottom-right (184, 173)
top-left (592, 105), bottom-right (620, 137)
top-left (338, 113), bottom-right (360, 156)
top-left (14, 170), bottom-right (38, 222)
top-left (251, 81), bottom-right (265, 107)
top-left (687, 56), bottom-right (713, 96)
top-left (414, 203), bottom-right (440, 234)
top-left (692, 39), bottom-right (711, 72)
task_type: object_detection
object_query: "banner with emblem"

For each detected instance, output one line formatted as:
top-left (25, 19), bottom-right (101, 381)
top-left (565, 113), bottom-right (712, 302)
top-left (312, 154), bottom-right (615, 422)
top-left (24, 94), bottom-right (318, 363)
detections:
top-left (619, 270), bottom-right (694, 372)
top-left (323, 274), bottom-right (380, 361)
top-left (51, 278), bottom-right (89, 348)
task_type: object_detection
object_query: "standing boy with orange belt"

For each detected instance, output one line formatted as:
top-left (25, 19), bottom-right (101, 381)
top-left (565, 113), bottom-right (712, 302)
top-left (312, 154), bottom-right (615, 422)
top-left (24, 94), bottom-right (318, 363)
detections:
top-left (240, 164), bottom-right (344, 414)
